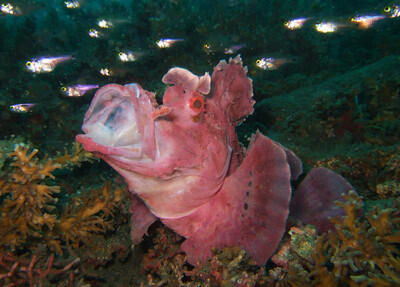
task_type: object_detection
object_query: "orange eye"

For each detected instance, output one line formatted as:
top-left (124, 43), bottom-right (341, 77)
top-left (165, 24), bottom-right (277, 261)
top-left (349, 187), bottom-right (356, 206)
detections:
top-left (189, 93), bottom-right (204, 115)
top-left (192, 99), bottom-right (202, 108)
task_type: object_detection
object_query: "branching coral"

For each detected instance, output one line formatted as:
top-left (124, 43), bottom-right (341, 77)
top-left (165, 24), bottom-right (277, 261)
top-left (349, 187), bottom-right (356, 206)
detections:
top-left (0, 143), bottom-right (126, 255)
top-left (53, 141), bottom-right (95, 169)
top-left (277, 191), bottom-right (400, 287)
top-left (53, 182), bottom-right (124, 253)
top-left (0, 144), bottom-right (60, 249)
top-left (139, 226), bottom-right (268, 287)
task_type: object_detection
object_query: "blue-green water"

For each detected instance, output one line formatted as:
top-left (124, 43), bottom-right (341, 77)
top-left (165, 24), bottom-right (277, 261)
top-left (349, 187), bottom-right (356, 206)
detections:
top-left (0, 1), bottom-right (399, 286)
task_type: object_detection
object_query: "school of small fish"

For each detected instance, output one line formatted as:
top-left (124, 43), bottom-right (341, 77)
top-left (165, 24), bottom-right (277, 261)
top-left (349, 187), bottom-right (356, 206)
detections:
top-left (3, 0), bottom-right (399, 112)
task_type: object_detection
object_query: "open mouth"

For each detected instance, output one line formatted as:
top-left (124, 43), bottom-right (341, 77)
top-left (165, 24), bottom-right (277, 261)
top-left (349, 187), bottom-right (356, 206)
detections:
top-left (80, 84), bottom-right (142, 149)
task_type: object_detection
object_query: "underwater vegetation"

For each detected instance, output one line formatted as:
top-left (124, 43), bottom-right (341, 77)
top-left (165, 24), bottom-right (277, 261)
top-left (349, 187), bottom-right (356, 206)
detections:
top-left (0, 0), bottom-right (400, 286)
top-left (275, 191), bottom-right (400, 287)
top-left (135, 191), bottom-right (400, 287)
top-left (140, 227), bottom-right (268, 287)
top-left (0, 141), bottom-right (131, 286)
top-left (0, 142), bottom-right (123, 255)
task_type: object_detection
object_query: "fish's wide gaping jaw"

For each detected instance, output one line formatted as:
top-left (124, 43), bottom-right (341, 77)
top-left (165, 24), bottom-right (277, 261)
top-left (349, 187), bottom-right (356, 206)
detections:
top-left (76, 84), bottom-right (144, 159)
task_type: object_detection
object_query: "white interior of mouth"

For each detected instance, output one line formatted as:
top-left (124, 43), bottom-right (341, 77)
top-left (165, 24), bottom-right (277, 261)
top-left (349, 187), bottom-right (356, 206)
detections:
top-left (84, 88), bottom-right (141, 147)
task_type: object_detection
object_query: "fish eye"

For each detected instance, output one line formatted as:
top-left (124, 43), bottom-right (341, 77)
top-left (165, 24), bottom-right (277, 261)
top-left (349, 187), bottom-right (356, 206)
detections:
top-left (192, 99), bottom-right (202, 108)
top-left (119, 52), bottom-right (123, 56)
top-left (60, 87), bottom-right (67, 92)
top-left (26, 61), bottom-right (31, 67)
top-left (256, 60), bottom-right (261, 64)
top-left (384, 6), bottom-right (391, 12)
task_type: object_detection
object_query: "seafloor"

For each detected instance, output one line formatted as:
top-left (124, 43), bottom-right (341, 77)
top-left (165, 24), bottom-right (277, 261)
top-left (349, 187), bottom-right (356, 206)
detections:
top-left (0, 0), bottom-right (399, 286)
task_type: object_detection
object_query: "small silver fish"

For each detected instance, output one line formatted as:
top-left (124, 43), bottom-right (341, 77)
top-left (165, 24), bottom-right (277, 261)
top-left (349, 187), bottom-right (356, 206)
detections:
top-left (314, 21), bottom-right (344, 33)
top-left (1, 3), bottom-right (22, 15)
top-left (224, 44), bottom-right (245, 55)
top-left (350, 15), bottom-right (386, 29)
top-left (60, 84), bottom-right (99, 97)
top-left (64, 1), bottom-right (80, 9)
top-left (156, 38), bottom-right (183, 48)
top-left (203, 43), bottom-right (214, 54)
top-left (26, 56), bottom-right (73, 73)
top-left (97, 19), bottom-right (113, 29)
top-left (284, 17), bottom-right (310, 30)
top-left (99, 67), bottom-right (113, 76)
top-left (88, 28), bottom-right (103, 38)
top-left (384, 5), bottom-right (400, 18)
top-left (256, 57), bottom-right (291, 70)
top-left (118, 51), bottom-right (142, 62)
top-left (10, 103), bottom-right (35, 113)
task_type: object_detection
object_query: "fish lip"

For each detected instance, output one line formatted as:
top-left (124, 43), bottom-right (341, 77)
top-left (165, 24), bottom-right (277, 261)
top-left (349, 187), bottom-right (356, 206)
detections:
top-left (76, 134), bottom-right (142, 160)
top-left (79, 84), bottom-right (143, 151)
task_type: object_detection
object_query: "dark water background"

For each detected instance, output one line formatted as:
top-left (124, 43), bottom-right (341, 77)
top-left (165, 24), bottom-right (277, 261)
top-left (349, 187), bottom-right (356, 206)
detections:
top-left (0, 0), bottom-right (399, 285)
top-left (1, 0), bottom-right (399, 154)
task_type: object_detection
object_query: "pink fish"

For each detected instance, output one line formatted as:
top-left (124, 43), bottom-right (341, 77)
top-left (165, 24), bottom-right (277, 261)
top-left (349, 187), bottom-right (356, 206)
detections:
top-left (290, 168), bottom-right (354, 233)
top-left (76, 56), bottom-right (353, 265)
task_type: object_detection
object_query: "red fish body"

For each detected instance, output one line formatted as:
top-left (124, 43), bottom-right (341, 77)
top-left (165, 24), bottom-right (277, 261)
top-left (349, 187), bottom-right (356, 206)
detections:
top-left (77, 56), bottom-right (300, 265)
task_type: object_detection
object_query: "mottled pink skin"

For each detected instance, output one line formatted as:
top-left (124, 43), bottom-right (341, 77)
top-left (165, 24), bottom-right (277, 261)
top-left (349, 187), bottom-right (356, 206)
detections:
top-left (164, 132), bottom-right (293, 264)
top-left (76, 56), bottom-right (294, 265)
top-left (290, 167), bottom-right (354, 233)
top-left (77, 78), bottom-right (233, 219)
